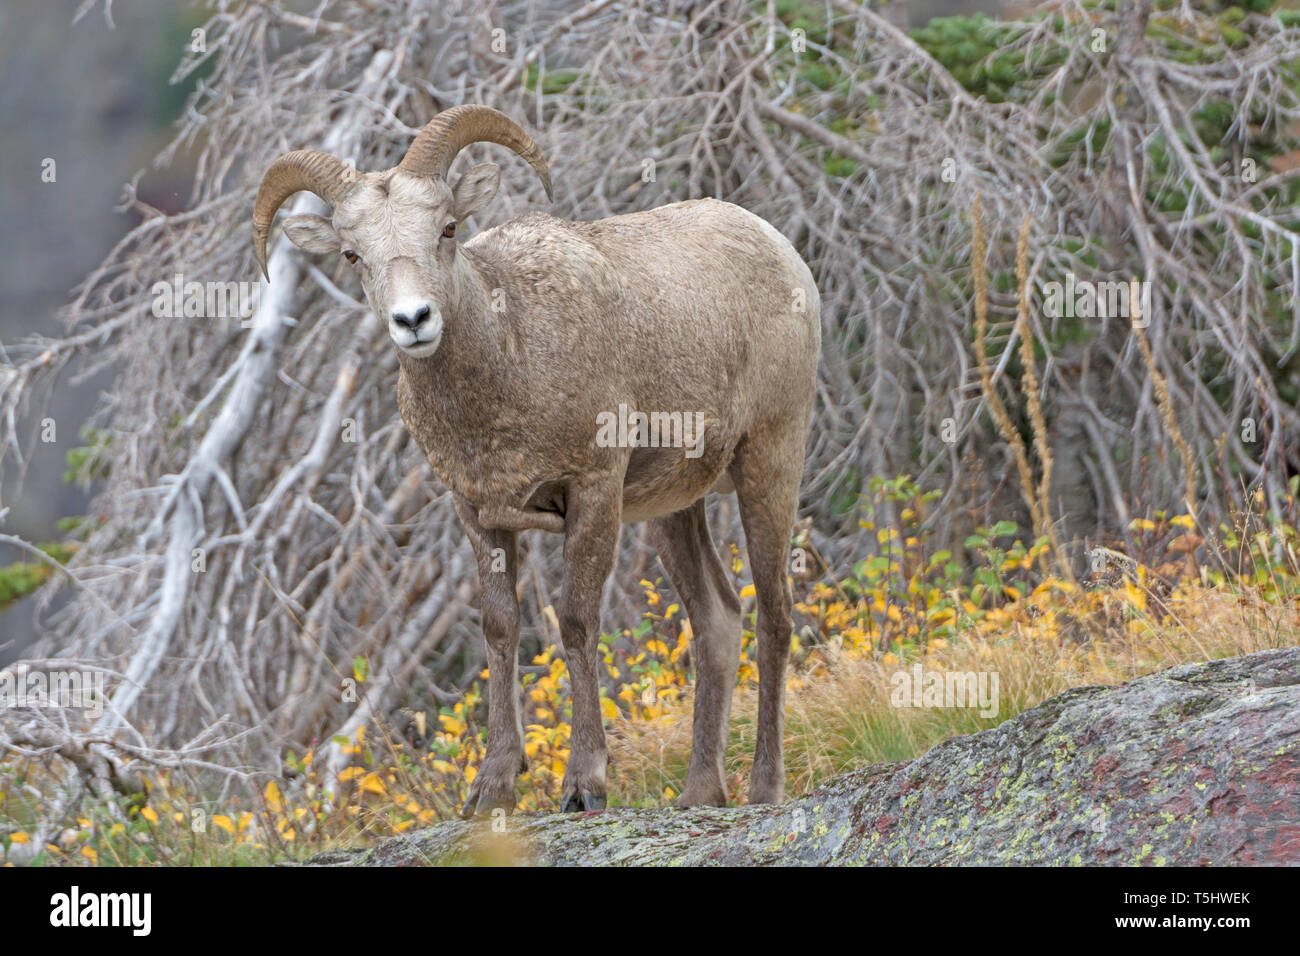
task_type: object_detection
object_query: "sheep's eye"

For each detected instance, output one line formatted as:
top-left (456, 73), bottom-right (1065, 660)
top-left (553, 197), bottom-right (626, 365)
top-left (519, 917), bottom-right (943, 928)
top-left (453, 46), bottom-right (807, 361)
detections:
top-left (343, 250), bottom-right (360, 264)
top-left (442, 222), bottom-right (456, 239)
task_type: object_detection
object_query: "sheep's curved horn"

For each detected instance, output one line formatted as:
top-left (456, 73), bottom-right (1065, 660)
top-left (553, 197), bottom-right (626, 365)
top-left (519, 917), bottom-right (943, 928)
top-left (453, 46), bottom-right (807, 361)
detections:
top-left (252, 149), bottom-right (360, 279)
top-left (397, 105), bottom-right (553, 201)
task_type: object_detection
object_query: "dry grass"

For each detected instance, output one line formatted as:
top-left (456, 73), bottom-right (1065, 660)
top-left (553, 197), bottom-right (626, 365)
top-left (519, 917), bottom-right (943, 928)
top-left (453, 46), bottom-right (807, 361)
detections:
top-left (607, 581), bottom-right (1297, 806)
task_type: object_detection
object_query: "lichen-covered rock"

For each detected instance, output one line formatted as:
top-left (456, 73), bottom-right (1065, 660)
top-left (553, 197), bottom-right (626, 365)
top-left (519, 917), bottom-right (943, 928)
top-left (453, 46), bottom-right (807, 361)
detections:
top-left (309, 647), bottom-right (1300, 866)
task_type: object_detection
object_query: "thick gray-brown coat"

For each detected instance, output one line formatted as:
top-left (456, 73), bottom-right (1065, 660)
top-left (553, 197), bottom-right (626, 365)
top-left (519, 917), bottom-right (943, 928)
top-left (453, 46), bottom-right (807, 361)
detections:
top-left (277, 163), bottom-right (819, 814)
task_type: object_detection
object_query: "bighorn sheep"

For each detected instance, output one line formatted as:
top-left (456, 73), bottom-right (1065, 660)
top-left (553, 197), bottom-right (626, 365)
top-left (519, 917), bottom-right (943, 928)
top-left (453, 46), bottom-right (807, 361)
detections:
top-left (253, 105), bottom-right (820, 814)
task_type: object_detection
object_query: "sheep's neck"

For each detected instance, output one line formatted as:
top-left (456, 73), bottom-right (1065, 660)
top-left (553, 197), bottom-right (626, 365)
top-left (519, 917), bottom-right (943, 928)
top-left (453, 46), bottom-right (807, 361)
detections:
top-left (396, 250), bottom-right (517, 431)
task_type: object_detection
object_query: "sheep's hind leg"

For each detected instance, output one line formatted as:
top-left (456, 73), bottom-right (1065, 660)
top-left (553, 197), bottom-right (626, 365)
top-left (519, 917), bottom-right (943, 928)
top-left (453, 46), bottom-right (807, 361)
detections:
top-left (647, 498), bottom-right (741, 807)
top-left (555, 478), bottom-right (622, 812)
top-left (454, 496), bottom-right (527, 819)
top-left (729, 434), bottom-right (802, 805)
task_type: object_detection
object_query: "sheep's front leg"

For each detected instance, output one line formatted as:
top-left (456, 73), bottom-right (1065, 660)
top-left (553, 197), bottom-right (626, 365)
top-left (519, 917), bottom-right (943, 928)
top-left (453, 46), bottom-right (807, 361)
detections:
top-left (555, 478), bottom-right (621, 812)
top-left (453, 495), bottom-right (526, 819)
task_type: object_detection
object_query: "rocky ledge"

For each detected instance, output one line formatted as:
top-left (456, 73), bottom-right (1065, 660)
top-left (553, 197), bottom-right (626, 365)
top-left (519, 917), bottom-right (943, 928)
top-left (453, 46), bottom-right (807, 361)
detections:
top-left (308, 647), bottom-right (1299, 866)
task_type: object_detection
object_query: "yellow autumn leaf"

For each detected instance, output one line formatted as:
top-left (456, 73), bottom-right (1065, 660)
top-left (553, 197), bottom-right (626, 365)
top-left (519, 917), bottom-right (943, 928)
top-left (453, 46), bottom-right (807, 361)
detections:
top-left (9, 832), bottom-right (29, 845)
top-left (212, 815), bottom-right (236, 834)
top-left (337, 766), bottom-right (365, 782)
top-left (264, 780), bottom-right (282, 810)
top-left (739, 584), bottom-right (756, 598)
top-left (358, 771), bottom-right (386, 796)
top-left (80, 846), bottom-right (98, 863)
top-left (600, 697), bottom-right (620, 721)
top-left (140, 806), bottom-right (159, 824)
top-left (1123, 581), bottom-right (1147, 612)
top-left (438, 713), bottom-right (466, 736)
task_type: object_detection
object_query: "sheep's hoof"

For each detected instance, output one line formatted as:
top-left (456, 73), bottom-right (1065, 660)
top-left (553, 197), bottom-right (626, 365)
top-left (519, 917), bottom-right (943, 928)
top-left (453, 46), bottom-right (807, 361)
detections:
top-left (459, 772), bottom-right (518, 819)
top-left (459, 792), bottom-right (515, 819)
top-left (561, 791), bottom-right (606, 813)
top-left (746, 782), bottom-right (785, 806)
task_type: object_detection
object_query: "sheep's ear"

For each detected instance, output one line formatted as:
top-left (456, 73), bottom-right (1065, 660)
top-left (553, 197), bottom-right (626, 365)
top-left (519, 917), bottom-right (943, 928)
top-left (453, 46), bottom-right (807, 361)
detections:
top-left (451, 163), bottom-right (500, 220)
top-left (282, 214), bottom-right (340, 254)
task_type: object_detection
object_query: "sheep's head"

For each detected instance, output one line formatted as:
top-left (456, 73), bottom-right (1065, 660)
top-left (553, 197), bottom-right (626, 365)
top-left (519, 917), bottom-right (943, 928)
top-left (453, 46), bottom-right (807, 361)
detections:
top-left (252, 105), bottom-right (552, 357)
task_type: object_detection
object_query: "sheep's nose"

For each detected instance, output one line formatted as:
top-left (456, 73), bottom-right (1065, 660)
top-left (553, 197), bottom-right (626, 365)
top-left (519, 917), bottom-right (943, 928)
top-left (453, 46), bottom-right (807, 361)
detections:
top-left (392, 304), bottom-right (431, 329)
